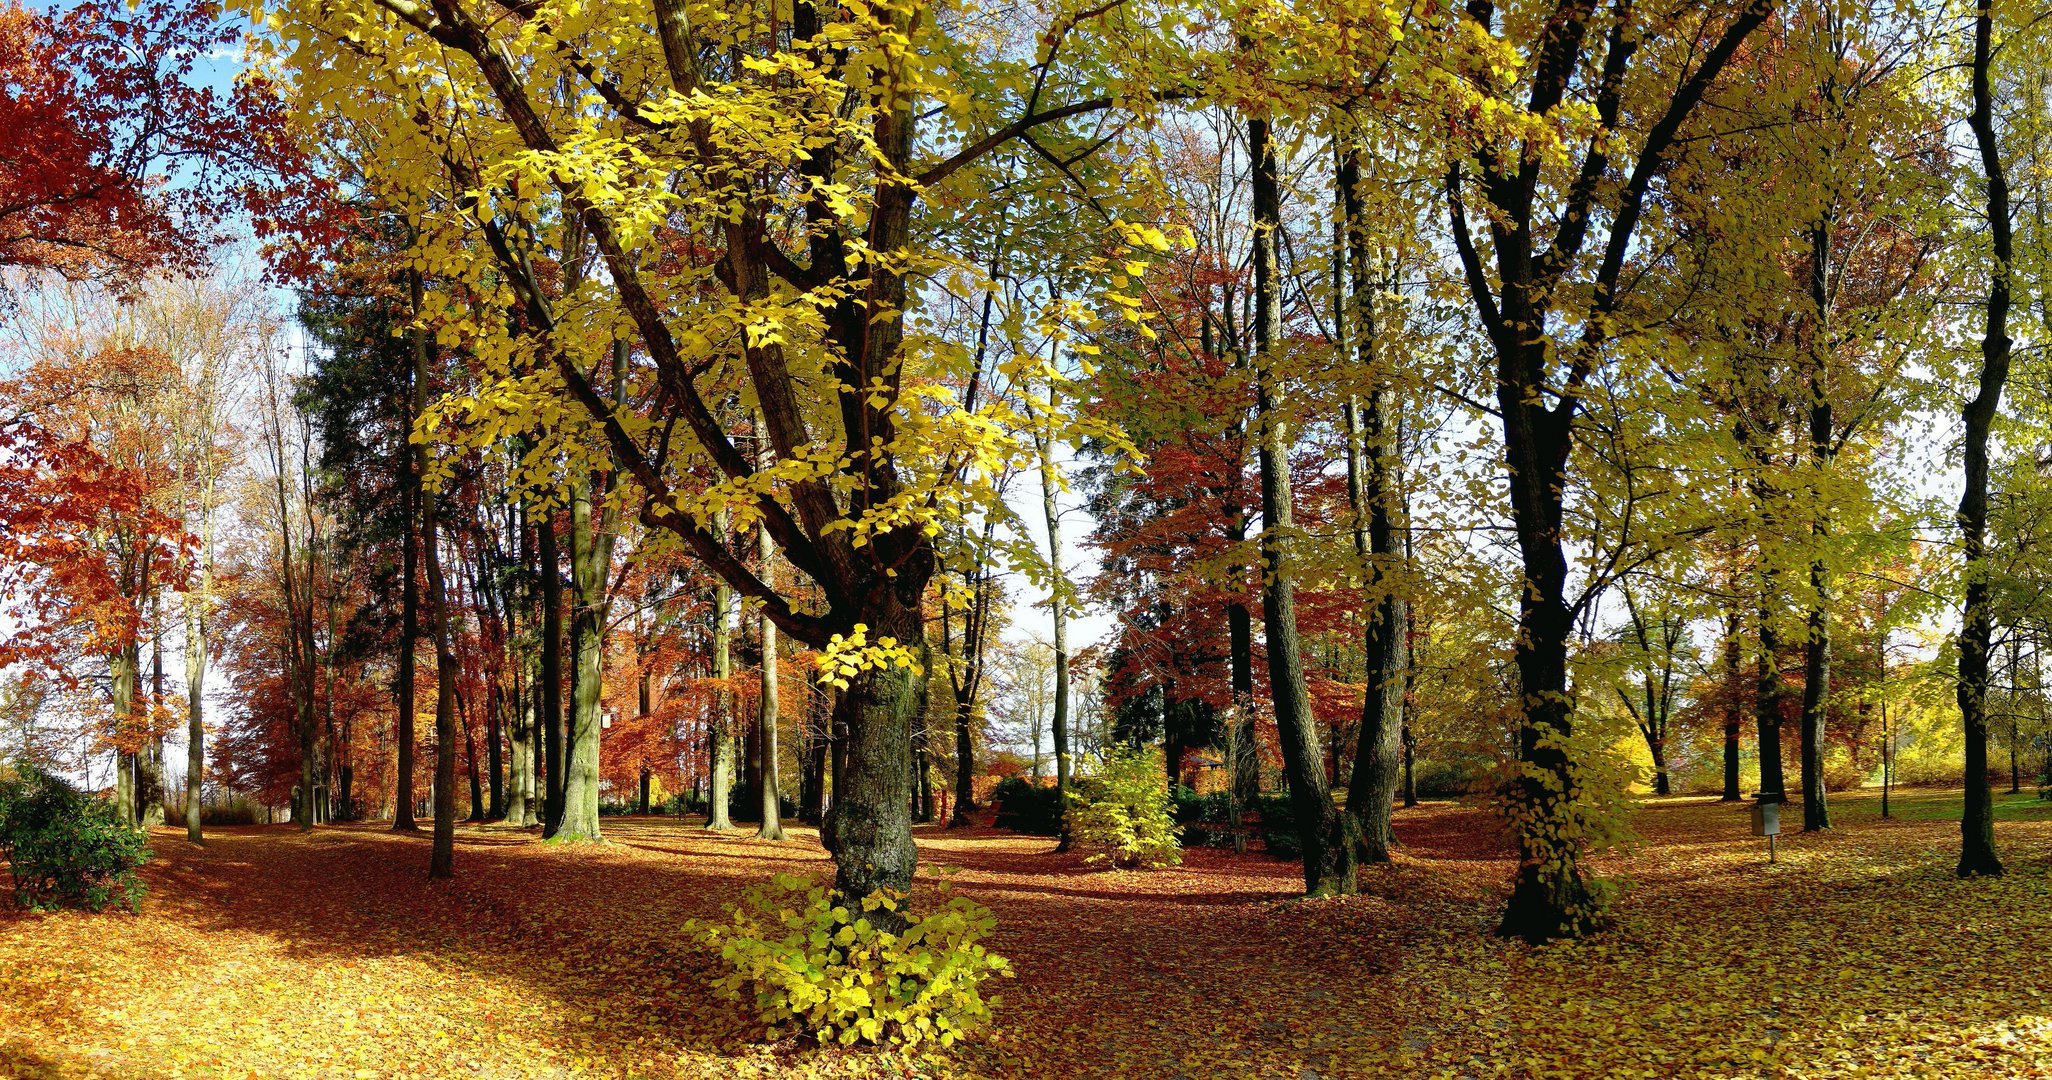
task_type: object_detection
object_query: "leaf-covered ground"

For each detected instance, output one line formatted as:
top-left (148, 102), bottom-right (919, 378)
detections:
top-left (3, 788), bottom-right (2051, 1079)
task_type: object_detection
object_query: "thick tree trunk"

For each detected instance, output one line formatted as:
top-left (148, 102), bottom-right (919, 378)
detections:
top-left (819, 595), bottom-right (921, 902)
top-left (1249, 114), bottom-right (1356, 897)
top-left (1959, 1), bottom-right (2008, 878)
top-left (558, 459), bottom-right (615, 844)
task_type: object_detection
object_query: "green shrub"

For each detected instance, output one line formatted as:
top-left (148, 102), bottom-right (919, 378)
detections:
top-left (0, 763), bottom-right (148, 912)
top-left (1254, 793), bottom-right (1299, 859)
top-left (687, 873), bottom-right (1012, 1047)
top-left (1067, 747), bottom-right (1181, 870)
top-left (990, 776), bottom-right (1062, 835)
top-left (1173, 786), bottom-right (1239, 848)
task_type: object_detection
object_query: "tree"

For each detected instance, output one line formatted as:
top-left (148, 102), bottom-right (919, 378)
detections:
top-left (253, 0), bottom-right (1180, 903)
top-left (1958, 0), bottom-right (2013, 879)
top-left (1444, 0), bottom-right (1773, 941)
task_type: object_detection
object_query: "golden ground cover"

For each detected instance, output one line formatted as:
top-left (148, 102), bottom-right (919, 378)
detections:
top-left (2, 788), bottom-right (2050, 1079)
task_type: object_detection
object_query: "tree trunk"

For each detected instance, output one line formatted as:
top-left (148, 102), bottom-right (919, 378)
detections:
top-left (1035, 388), bottom-right (1072, 842)
top-left (112, 645), bottom-right (138, 829)
top-left (1798, 220), bottom-right (1834, 833)
top-left (1249, 113), bottom-right (1356, 897)
top-left (755, 464), bottom-right (787, 840)
top-left (1226, 530), bottom-right (1258, 804)
top-left (1958, 1), bottom-right (2007, 878)
top-left (559, 446), bottom-right (617, 843)
top-left (1756, 611), bottom-right (1788, 796)
top-left (426, 484), bottom-right (459, 879)
top-left (819, 595), bottom-right (921, 902)
top-left (140, 616), bottom-right (165, 827)
top-left (707, 556), bottom-right (736, 831)
top-left (1721, 606), bottom-right (1744, 801)
top-left (394, 305), bottom-right (422, 833)
top-left (539, 503), bottom-right (566, 837)
top-left (464, 700), bottom-right (483, 822)
top-left (487, 682), bottom-right (504, 819)
top-left (1337, 143), bottom-right (1405, 864)
top-left (185, 572), bottom-right (206, 841)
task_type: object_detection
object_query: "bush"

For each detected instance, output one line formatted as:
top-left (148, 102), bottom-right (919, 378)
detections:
top-left (1067, 747), bottom-right (1181, 869)
top-left (1172, 787), bottom-right (1240, 848)
top-left (0, 763), bottom-right (148, 912)
top-left (199, 798), bottom-right (257, 826)
top-left (1254, 793), bottom-right (1299, 859)
top-left (990, 776), bottom-right (1061, 836)
top-left (687, 874), bottom-right (1012, 1047)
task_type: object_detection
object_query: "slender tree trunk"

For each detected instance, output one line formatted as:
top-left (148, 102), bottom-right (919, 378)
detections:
top-left (538, 504), bottom-right (566, 836)
top-left (1035, 388), bottom-right (1072, 844)
top-left (756, 443), bottom-right (787, 840)
top-left (112, 646), bottom-right (137, 829)
top-left (464, 700), bottom-right (483, 821)
top-left (1226, 519), bottom-right (1258, 803)
top-left (139, 609), bottom-right (166, 827)
top-left (487, 681), bottom-right (504, 819)
top-left (1721, 606), bottom-right (1744, 801)
top-left (1799, 221), bottom-right (1834, 833)
top-left (1249, 113), bottom-right (1356, 896)
top-left (393, 287), bottom-right (424, 832)
top-left (1959, 1), bottom-right (2008, 877)
top-left (185, 563), bottom-right (206, 841)
top-left (1756, 610), bottom-right (1788, 796)
top-left (425, 478), bottom-right (459, 879)
top-left (707, 543), bottom-right (736, 831)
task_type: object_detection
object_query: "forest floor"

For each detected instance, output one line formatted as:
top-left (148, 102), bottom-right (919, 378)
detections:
top-left (3, 788), bottom-right (2052, 1079)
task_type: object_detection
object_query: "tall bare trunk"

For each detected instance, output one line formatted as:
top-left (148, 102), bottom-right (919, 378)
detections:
top-left (756, 421), bottom-right (787, 840)
top-left (1250, 113), bottom-right (1356, 896)
top-left (425, 475), bottom-right (459, 878)
top-left (1959, 1), bottom-right (2008, 877)
top-left (707, 525), bottom-right (736, 831)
